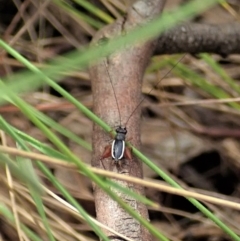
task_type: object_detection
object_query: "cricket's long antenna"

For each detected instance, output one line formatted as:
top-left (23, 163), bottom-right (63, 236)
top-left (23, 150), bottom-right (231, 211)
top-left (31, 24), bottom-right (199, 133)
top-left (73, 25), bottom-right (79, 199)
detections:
top-left (125, 54), bottom-right (186, 127)
top-left (104, 59), bottom-right (122, 127)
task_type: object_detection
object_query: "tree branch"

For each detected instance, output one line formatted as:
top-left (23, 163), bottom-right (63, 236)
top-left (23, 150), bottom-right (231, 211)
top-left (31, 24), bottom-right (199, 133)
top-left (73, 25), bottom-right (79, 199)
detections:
top-left (155, 22), bottom-right (240, 56)
top-left (89, 1), bottom-right (166, 240)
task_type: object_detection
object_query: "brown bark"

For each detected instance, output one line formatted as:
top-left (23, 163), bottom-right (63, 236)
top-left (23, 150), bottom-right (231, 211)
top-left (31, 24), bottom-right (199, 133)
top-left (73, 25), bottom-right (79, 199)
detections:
top-left (155, 22), bottom-right (240, 56)
top-left (89, 1), bottom-right (166, 240)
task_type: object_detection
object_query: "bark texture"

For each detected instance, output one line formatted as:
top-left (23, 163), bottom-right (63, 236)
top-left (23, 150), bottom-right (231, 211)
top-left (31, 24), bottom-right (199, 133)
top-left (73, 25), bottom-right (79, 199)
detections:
top-left (155, 22), bottom-right (240, 56)
top-left (89, 1), bottom-right (166, 240)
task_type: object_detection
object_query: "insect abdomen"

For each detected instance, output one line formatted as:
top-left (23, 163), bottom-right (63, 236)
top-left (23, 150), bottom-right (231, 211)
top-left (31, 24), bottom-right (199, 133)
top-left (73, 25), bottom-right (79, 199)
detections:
top-left (111, 140), bottom-right (125, 160)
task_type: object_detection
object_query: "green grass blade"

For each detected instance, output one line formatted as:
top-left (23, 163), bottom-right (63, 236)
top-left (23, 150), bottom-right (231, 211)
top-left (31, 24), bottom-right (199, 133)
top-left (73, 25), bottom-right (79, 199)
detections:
top-left (168, 60), bottom-right (240, 109)
top-left (52, 0), bottom-right (104, 29)
top-left (106, 179), bottom-right (157, 207)
top-left (200, 53), bottom-right (240, 94)
top-left (20, 103), bottom-right (91, 151)
top-left (73, 0), bottom-right (113, 23)
top-left (0, 125), bottom-right (68, 160)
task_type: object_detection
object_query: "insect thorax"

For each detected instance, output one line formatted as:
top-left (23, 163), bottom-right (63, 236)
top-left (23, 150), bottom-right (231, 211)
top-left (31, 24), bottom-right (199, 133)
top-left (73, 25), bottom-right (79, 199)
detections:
top-left (115, 126), bottom-right (127, 141)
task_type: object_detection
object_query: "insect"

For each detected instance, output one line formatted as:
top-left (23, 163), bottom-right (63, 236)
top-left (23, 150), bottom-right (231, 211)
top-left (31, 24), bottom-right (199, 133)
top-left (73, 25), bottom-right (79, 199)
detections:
top-left (100, 55), bottom-right (186, 172)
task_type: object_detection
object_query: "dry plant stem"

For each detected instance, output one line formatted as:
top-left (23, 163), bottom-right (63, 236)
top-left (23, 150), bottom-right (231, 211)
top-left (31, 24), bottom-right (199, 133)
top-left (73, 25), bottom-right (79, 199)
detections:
top-left (90, 1), bottom-right (166, 240)
top-left (2, 146), bottom-right (240, 211)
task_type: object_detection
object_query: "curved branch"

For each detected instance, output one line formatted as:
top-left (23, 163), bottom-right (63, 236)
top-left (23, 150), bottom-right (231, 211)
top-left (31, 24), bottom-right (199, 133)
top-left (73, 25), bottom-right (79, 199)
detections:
top-left (155, 22), bottom-right (240, 56)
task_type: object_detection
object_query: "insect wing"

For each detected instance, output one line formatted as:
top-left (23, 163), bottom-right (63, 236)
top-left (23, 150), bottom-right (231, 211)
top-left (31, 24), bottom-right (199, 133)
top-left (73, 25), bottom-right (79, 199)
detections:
top-left (111, 140), bottom-right (125, 160)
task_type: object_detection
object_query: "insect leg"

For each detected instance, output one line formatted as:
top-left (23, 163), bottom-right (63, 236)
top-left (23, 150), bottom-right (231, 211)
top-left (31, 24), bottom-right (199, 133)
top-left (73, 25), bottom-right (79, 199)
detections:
top-left (100, 145), bottom-right (111, 169)
top-left (124, 147), bottom-right (133, 162)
